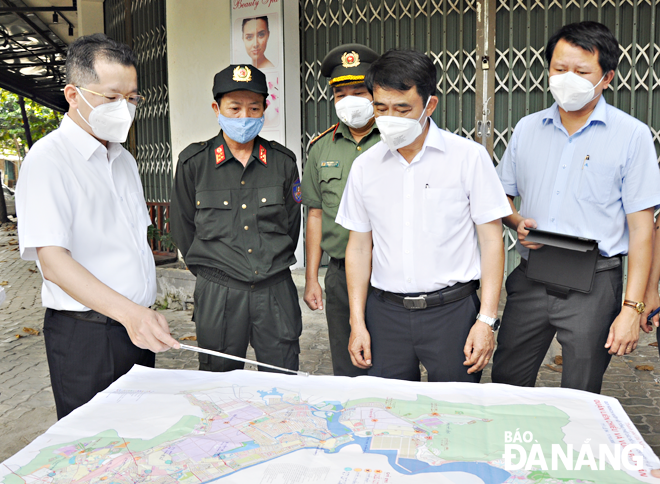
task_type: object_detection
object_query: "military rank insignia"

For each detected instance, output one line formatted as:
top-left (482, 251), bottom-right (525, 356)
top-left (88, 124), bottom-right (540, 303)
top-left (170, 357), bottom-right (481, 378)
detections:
top-left (341, 51), bottom-right (360, 68)
top-left (232, 66), bottom-right (252, 82)
top-left (215, 145), bottom-right (225, 165)
top-left (292, 178), bottom-right (302, 203)
top-left (259, 145), bottom-right (267, 164)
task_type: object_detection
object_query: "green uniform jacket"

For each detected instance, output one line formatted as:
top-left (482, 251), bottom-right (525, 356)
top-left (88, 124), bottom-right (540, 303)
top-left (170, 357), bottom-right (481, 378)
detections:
top-left (170, 131), bottom-right (301, 282)
top-left (300, 121), bottom-right (380, 259)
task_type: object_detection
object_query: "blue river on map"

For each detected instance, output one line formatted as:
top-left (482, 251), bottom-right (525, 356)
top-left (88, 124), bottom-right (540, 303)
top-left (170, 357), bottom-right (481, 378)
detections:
top-left (316, 402), bottom-right (511, 484)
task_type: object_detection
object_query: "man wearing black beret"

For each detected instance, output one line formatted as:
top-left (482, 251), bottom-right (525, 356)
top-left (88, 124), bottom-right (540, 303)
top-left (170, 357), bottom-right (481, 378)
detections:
top-left (301, 44), bottom-right (380, 376)
top-left (170, 64), bottom-right (303, 373)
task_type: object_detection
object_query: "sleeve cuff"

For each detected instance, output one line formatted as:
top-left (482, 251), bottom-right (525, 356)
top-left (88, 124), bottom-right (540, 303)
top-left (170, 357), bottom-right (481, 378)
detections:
top-left (301, 197), bottom-right (322, 209)
top-left (472, 204), bottom-right (513, 225)
top-left (625, 196), bottom-right (660, 215)
top-left (19, 234), bottom-right (71, 261)
top-left (335, 215), bottom-right (372, 232)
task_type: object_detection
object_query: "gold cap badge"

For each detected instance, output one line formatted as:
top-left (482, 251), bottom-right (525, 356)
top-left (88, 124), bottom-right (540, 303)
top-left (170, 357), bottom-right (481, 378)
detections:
top-left (233, 66), bottom-right (252, 82)
top-left (341, 51), bottom-right (360, 68)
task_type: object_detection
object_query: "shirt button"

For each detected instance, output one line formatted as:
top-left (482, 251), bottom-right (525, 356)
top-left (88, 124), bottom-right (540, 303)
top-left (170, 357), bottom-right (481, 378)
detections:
top-left (251, 284), bottom-right (255, 289)
top-left (406, 194), bottom-right (411, 198)
top-left (242, 204), bottom-right (247, 209)
top-left (244, 225), bottom-right (249, 230)
top-left (261, 198), bottom-right (267, 203)
top-left (405, 222), bottom-right (410, 226)
top-left (556, 191), bottom-right (559, 195)
top-left (255, 270), bottom-right (258, 275)
top-left (551, 218), bottom-right (555, 222)
top-left (197, 201), bottom-right (200, 206)
top-left (357, 146), bottom-right (362, 151)
top-left (224, 201), bottom-right (229, 205)
top-left (563, 165), bottom-right (566, 169)
top-left (248, 249), bottom-right (253, 253)
top-left (241, 181), bottom-right (246, 185)
top-left (407, 278), bottom-right (411, 283)
top-left (405, 250), bottom-right (410, 254)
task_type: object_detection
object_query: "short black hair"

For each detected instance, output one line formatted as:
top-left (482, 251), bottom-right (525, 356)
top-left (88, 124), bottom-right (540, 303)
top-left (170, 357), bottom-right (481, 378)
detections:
top-left (242, 16), bottom-right (269, 33)
top-left (545, 21), bottom-right (620, 74)
top-left (66, 33), bottom-right (137, 86)
top-left (364, 49), bottom-right (437, 105)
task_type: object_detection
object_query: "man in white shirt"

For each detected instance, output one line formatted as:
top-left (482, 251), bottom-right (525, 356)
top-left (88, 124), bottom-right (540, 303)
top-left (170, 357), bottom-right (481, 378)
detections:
top-left (16, 33), bottom-right (179, 419)
top-left (336, 49), bottom-right (512, 382)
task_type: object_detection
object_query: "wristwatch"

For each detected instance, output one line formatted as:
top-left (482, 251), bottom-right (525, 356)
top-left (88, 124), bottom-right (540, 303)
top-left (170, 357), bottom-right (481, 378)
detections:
top-left (623, 299), bottom-right (646, 314)
top-left (476, 313), bottom-right (501, 332)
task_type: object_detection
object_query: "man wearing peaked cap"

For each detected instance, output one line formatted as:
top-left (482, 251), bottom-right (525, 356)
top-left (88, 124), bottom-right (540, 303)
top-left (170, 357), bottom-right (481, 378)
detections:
top-left (301, 44), bottom-right (380, 376)
top-left (170, 64), bottom-right (303, 374)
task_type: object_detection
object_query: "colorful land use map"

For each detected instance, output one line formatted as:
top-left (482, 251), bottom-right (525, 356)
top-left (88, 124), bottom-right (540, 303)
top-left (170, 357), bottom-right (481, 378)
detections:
top-left (1, 366), bottom-right (659, 484)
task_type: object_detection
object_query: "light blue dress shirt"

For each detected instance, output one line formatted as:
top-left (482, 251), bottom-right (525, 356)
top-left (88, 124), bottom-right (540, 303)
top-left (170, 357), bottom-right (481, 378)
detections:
top-left (497, 96), bottom-right (660, 258)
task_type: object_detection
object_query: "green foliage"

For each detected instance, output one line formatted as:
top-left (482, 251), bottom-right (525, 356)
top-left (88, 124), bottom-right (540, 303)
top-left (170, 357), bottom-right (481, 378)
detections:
top-left (0, 89), bottom-right (61, 158)
top-left (147, 218), bottom-right (176, 252)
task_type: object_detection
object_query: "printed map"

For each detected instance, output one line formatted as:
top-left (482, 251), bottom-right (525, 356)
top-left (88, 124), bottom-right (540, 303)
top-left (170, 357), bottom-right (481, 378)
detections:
top-left (1, 366), bottom-right (658, 483)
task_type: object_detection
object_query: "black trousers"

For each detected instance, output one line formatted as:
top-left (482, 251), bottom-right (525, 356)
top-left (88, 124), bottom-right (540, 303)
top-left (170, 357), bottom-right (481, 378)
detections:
top-left (365, 290), bottom-right (481, 382)
top-left (43, 308), bottom-right (155, 420)
top-left (324, 258), bottom-right (369, 377)
top-left (193, 270), bottom-right (302, 373)
top-left (491, 264), bottom-right (622, 394)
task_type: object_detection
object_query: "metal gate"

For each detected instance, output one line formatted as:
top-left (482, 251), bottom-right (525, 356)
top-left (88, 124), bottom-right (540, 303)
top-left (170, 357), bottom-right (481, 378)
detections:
top-left (105, 0), bottom-right (174, 257)
top-left (300, 0), bottom-right (660, 276)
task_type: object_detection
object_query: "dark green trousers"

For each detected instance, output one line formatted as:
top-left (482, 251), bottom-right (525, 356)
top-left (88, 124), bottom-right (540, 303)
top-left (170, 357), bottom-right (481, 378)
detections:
top-left (324, 258), bottom-right (369, 377)
top-left (193, 269), bottom-right (302, 373)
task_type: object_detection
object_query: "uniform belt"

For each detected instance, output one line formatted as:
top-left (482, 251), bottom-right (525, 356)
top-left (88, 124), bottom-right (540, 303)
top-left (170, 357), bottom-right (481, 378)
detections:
top-left (376, 280), bottom-right (480, 310)
top-left (329, 257), bottom-right (345, 269)
top-left (198, 266), bottom-right (291, 291)
top-left (52, 309), bottom-right (123, 326)
top-left (519, 254), bottom-right (622, 272)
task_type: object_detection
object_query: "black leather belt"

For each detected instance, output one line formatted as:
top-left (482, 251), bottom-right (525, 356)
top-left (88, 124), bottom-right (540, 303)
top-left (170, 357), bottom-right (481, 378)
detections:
top-left (330, 257), bottom-right (345, 269)
top-left (52, 309), bottom-right (122, 326)
top-left (198, 266), bottom-right (291, 291)
top-left (376, 280), bottom-right (480, 310)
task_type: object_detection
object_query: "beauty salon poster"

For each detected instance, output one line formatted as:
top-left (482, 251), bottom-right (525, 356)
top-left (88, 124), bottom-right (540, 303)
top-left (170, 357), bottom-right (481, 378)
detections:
top-left (231, 0), bottom-right (285, 144)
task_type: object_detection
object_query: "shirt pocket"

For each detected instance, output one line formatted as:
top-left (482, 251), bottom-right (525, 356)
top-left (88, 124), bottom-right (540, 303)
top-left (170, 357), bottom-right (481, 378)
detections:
top-left (422, 188), bottom-right (465, 235)
top-left (577, 162), bottom-right (615, 205)
top-left (257, 186), bottom-right (288, 235)
top-left (319, 162), bottom-right (344, 208)
top-left (129, 191), bottom-right (152, 228)
top-left (194, 190), bottom-right (233, 240)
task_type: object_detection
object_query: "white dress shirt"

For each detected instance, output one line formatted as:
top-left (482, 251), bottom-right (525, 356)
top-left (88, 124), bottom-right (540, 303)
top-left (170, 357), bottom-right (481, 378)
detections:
top-left (336, 119), bottom-right (512, 294)
top-left (16, 115), bottom-right (156, 311)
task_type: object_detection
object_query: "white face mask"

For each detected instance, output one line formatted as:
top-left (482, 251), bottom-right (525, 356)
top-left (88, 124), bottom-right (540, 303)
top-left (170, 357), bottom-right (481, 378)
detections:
top-left (335, 96), bottom-right (374, 129)
top-left (549, 72), bottom-right (605, 112)
top-left (375, 97), bottom-right (430, 152)
top-left (76, 87), bottom-right (137, 143)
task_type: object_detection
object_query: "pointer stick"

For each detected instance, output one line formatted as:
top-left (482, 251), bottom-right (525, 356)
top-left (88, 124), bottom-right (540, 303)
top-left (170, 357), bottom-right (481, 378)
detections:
top-left (179, 344), bottom-right (309, 377)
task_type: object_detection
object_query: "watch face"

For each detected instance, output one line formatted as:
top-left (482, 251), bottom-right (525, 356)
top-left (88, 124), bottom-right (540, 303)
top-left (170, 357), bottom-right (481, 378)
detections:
top-left (637, 302), bottom-right (646, 314)
top-left (493, 319), bottom-right (501, 331)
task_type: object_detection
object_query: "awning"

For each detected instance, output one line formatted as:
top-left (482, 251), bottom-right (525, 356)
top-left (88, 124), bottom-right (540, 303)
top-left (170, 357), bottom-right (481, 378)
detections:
top-left (0, 0), bottom-right (78, 112)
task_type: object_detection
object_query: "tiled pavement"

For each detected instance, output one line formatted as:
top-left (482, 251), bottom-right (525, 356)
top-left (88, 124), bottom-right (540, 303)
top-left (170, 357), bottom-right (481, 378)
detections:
top-left (1, 221), bottom-right (660, 463)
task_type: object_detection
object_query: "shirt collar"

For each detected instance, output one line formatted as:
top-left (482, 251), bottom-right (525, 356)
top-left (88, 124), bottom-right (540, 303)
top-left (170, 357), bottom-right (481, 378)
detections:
top-left (334, 120), bottom-right (379, 142)
top-left (60, 114), bottom-right (111, 162)
top-left (215, 131), bottom-right (268, 167)
top-left (542, 95), bottom-right (608, 130)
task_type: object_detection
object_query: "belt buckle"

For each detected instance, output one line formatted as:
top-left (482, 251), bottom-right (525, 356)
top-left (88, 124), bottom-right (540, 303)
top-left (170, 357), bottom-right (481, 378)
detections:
top-left (403, 295), bottom-right (427, 310)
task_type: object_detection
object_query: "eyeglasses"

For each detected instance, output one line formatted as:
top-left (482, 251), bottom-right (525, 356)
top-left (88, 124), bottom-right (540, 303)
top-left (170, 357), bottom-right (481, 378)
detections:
top-left (77, 86), bottom-right (145, 107)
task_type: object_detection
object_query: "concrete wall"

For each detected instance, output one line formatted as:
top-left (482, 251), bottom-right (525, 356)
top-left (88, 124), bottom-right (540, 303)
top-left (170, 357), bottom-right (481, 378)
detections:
top-left (166, 0), bottom-right (303, 268)
top-left (76, 0), bottom-right (105, 37)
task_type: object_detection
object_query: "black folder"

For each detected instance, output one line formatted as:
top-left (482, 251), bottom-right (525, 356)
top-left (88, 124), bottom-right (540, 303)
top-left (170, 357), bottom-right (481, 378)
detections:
top-left (524, 228), bottom-right (599, 295)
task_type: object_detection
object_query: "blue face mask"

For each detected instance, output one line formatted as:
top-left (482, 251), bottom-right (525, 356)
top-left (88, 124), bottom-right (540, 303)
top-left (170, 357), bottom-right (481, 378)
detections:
top-left (217, 113), bottom-right (265, 144)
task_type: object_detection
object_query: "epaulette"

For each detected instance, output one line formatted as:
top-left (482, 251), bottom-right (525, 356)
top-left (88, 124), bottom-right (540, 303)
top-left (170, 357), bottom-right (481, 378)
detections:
top-left (269, 140), bottom-right (296, 162)
top-left (309, 123), bottom-right (338, 147)
top-left (178, 141), bottom-right (208, 163)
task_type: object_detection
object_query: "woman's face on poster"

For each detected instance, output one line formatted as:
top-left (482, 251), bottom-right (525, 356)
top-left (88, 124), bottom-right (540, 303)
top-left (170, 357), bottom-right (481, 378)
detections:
top-left (242, 19), bottom-right (270, 66)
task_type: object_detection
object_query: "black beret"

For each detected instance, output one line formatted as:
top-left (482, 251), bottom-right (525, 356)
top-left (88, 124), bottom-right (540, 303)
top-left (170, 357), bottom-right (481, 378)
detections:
top-left (212, 64), bottom-right (268, 99)
top-left (320, 44), bottom-right (380, 86)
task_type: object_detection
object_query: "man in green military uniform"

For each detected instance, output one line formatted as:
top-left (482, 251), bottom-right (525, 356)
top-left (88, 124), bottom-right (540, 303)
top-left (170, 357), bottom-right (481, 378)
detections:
top-left (170, 64), bottom-right (302, 373)
top-left (301, 44), bottom-right (380, 376)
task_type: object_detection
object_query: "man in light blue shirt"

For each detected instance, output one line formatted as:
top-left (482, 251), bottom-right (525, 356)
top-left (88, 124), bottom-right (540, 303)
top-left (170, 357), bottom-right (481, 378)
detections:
top-left (493, 21), bottom-right (660, 393)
